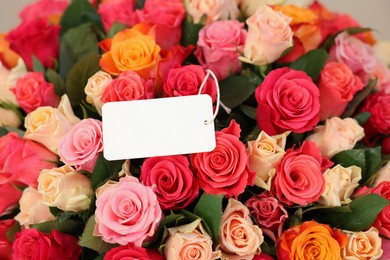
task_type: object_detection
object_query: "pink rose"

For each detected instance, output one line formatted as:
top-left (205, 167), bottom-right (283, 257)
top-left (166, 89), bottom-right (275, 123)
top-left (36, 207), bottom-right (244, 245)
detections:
top-left (0, 182), bottom-right (22, 216)
top-left (195, 20), bottom-right (246, 80)
top-left (104, 244), bottom-right (165, 260)
top-left (140, 155), bottom-right (199, 210)
top-left (58, 119), bottom-right (103, 172)
top-left (12, 72), bottom-right (60, 113)
top-left (245, 192), bottom-right (288, 241)
top-left (272, 141), bottom-right (333, 206)
top-left (371, 182), bottom-right (390, 238)
top-left (95, 176), bottom-right (162, 246)
top-left (318, 62), bottom-right (363, 120)
top-left (20, 0), bottom-right (69, 23)
top-left (6, 18), bottom-right (60, 70)
top-left (374, 62), bottom-right (390, 94)
top-left (255, 67), bottom-right (320, 135)
top-left (98, 0), bottom-right (138, 32)
top-left (0, 219), bottom-right (14, 260)
top-left (190, 120), bottom-right (255, 198)
top-left (383, 238), bottom-right (390, 259)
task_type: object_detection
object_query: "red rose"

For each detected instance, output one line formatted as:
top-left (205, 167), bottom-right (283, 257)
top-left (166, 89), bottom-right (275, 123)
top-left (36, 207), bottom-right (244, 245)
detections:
top-left (48, 230), bottom-right (81, 260)
top-left (140, 155), bottom-right (199, 210)
top-left (255, 67), bottom-right (320, 135)
top-left (190, 120), bottom-right (255, 198)
top-left (12, 229), bottom-right (51, 260)
top-left (5, 18), bottom-right (60, 70)
top-left (382, 136), bottom-right (390, 155)
top-left (371, 181), bottom-right (390, 238)
top-left (0, 219), bottom-right (15, 260)
top-left (253, 253), bottom-right (275, 260)
top-left (98, 0), bottom-right (138, 32)
top-left (104, 244), bottom-right (165, 260)
top-left (272, 141), bottom-right (333, 206)
top-left (12, 72), bottom-right (60, 114)
top-left (0, 182), bottom-right (22, 216)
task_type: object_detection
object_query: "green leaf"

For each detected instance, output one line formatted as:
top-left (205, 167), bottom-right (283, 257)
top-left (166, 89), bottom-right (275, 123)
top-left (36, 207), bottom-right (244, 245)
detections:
top-left (303, 194), bottom-right (389, 231)
top-left (220, 75), bottom-right (257, 109)
top-left (181, 15), bottom-right (204, 47)
top-left (0, 127), bottom-right (9, 137)
top-left (92, 153), bottom-right (124, 190)
top-left (193, 193), bottom-right (223, 245)
top-left (321, 27), bottom-right (372, 50)
top-left (33, 56), bottom-right (45, 72)
top-left (239, 105), bottom-right (257, 120)
top-left (49, 207), bottom-right (64, 218)
top-left (354, 112), bottom-right (371, 125)
top-left (289, 49), bottom-right (328, 82)
top-left (66, 54), bottom-right (101, 107)
top-left (6, 221), bottom-right (21, 242)
top-left (46, 69), bottom-right (66, 97)
top-left (94, 255), bottom-right (104, 260)
top-left (30, 218), bottom-right (84, 235)
top-left (107, 22), bottom-right (127, 38)
top-left (135, 0), bottom-right (146, 9)
top-left (79, 215), bottom-right (118, 254)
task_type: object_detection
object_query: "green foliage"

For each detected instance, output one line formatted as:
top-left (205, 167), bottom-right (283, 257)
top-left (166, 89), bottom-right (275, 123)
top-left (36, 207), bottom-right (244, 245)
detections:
top-left (6, 221), bottom-right (21, 242)
top-left (46, 69), bottom-right (66, 97)
top-left (342, 78), bottom-right (377, 118)
top-left (135, 0), bottom-right (146, 9)
top-left (30, 218), bottom-right (84, 235)
top-left (289, 49), bottom-right (328, 82)
top-left (33, 56), bottom-right (45, 72)
top-left (92, 153), bottom-right (124, 190)
top-left (220, 75), bottom-right (257, 109)
top-left (239, 105), bottom-right (257, 120)
top-left (354, 112), bottom-right (371, 125)
top-left (0, 127), bottom-right (9, 137)
top-left (107, 22), bottom-right (127, 38)
top-left (181, 15), bottom-right (204, 47)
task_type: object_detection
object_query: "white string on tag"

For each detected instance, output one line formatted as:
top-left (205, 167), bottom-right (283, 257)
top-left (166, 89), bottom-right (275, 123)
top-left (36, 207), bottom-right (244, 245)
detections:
top-left (198, 69), bottom-right (231, 124)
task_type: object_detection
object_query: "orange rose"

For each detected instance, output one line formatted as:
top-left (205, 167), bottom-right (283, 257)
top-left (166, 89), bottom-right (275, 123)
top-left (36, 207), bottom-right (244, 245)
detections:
top-left (0, 34), bottom-right (20, 69)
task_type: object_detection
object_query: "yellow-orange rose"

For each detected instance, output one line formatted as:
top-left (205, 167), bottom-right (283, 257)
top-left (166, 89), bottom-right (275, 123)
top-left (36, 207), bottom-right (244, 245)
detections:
top-left (342, 227), bottom-right (383, 259)
top-left (84, 71), bottom-right (112, 115)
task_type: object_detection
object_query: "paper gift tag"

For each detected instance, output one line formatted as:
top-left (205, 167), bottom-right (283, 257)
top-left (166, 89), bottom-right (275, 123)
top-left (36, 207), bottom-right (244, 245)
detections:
top-left (102, 95), bottom-right (216, 160)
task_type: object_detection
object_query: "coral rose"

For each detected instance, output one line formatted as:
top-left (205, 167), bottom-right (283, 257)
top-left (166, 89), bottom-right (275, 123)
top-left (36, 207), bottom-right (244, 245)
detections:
top-left (0, 182), bottom-right (22, 216)
top-left (104, 244), bottom-right (165, 260)
top-left (371, 182), bottom-right (390, 238)
top-left (185, 0), bottom-right (239, 24)
top-left (84, 71), bottom-right (112, 115)
top-left (342, 227), bottom-right (383, 259)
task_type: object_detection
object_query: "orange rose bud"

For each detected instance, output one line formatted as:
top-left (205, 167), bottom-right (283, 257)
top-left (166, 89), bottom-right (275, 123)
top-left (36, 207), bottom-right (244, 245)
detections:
top-left (0, 34), bottom-right (20, 69)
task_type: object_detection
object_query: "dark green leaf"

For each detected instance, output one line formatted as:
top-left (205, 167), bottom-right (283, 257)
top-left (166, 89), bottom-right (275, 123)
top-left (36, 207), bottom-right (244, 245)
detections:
top-left (354, 112), bottom-right (371, 125)
top-left (3, 126), bottom-right (25, 137)
top-left (58, 211), bottom-right (79, 224)
top-left (321, 27), bottom-right (372, 50)
top-left (94, 255), bottom-right (104, 260)
top-left (6, 221), bottom-right (21, 242)
top-left (92, 153), bottom-right (124, 190)
top-left (240, 105), bottom-right (257, 120)
top-left (49, 207), bottom-right (64, 218)
top-left (135, 0), bottom-right (146, 9)
top-left (30, 218), bottom-right (84, 235)
top-left (220, 75), bottom-right (257, 109)
top-left (0, 127), bottom-right (9, 137)
top-left (289, 49), bottom-right (328, 81)
top-left (33, 56), bottom-right (45, 72)
top-left (46, 69), bottom-right (66, 97)
top-left (181, 15), bottom-right (204, 47)
top-left (107, 22), bottom-right (127, 38)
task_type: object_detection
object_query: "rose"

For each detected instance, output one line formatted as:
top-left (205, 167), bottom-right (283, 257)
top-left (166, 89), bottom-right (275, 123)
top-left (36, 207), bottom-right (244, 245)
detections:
top-left (383, 238), bottom-right (390, 260)
top-left (58, 119), bottom-right (103, 172)
top-left (374, 62), bottom-right (390, 94)
top-left (0, 108), bottom-right (21, 128)
top-left (283, 0), bottom-right (314, 7)
top-left (84, 71), bottom-right (112, 115)
top-left (0, 219), bottom-right (14, 259)
top-left (95, 176), bottom-right (162, 246)
top-left (5, 18), bottom-right (60, 70)
top-left (247, 131), bottom-right (289, 190)
top-left (239, 6), bottom-right (293, 66)
top-left (195, 20), bottom-right (246, 80)
top-left (277, 221), bottom-right (347, 259)
top-left (162, 65), bottom-right (216, 102)
top-left (19, 0), bottom-right (68, 24)
top-left (306, 117), bottom-right (364, 158)
top-left (140, 155), bottom-right (199, 210)
top-left (165, 219), bottom-right (221, 260)
top-left (319, 165), bottom-right (362, 206)
top-left (318, 62), bottom-right (364, 120)
top-left (218, 199), bottom-right (264, 259)
top-left (14, 186), bottom-right (56, 228)
top-left (272, 140), bottom-right (333, 206)
top-left (24, 95), bottom-right (81, 153)
top-left (185, 0), bottom-right (240, 24)
top-left (371, 182), bottom-right (390, 238)
top-left (239, 0), bottom-right (284, 18)
top-left (0, 183), bottom-right (22, 216)
top-left (373, 162), bottom-right (390, 187)
top-left (0, 59), bottom-right (27, 105)
top-left (104, 244), bottom-right (165, 260)
top-left (0, 34), bottom-right (20, 69)
top-left (12, 72), bottom-right (60, 114)
top-left (255, 67), bottom-right (320, 135)
top-left (374, 41), bottom-right (390, 68)
top-left (245, 192), bottom-right (288, 241)
top-left (37, 165), bottom-right (93, 212)
top-left (190, 120), bottom-right (255, 198)
top-left (49, 230), bottom-right (81, 259)
top-left (383, 137), bottom-right (390, 155)
top-left (98, 0), bottom-right (138, 32)
top-left (342, 227), bottom-right (383, 259)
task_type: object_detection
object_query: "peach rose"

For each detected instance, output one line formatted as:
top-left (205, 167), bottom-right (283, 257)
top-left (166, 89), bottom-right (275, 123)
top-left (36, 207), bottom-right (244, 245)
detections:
top-left (185, 0), bottom-right (239, 24)
top-left (319, 164), bottom-right (362, 206)
top-left (239, 5), bottom-right (293, 66)
top-left (373, 41), bottom-right (390, 68)
top-left (306, 117), bottom-right (364, 158)
top-left (37, 165), bottom-right (93, 212)
top-left (239, 0), bottom-right (285, 18)
top-left (218, 199), bottom-right (264, 259)
top-left (247, 131), bottom-right (289, 190)
top-left (14, 186), bottom-right (56, 228)
top-left (342, 227), bottom-right (383, 259)
top-left (0, 107), bottom-right (21, 128)
top-left (24, 95), bottom-right (80, 153)
top-left (84, 71), bottom-right (112, 115)
top-left (373, 162), bottom-right (390, 187)
top-left (165, 219), bottom-right (221, 260)
top-left (373, 62), bottom-right (390, 94)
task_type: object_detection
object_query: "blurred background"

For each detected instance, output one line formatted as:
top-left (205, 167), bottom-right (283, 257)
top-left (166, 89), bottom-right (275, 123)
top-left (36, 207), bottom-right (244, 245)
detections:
top-left (0, 0), bottom-right (389, 40)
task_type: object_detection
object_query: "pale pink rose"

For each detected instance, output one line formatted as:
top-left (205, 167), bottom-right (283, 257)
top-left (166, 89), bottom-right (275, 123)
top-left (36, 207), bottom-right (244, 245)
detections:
top-left (58, 119), bottom-right (103, 172)
top-left (98, 0), bottom-right (138, 32)
top-left (239, 0), bottom-right (284, 18)
top-left (373, 162), bottom-right (390, 187)
top-left (373, 62), bottom-right (390, 94)
top-left (84, 71), bottom-right (112, 115)
top-left (306, 117), bottom-right (365, 158)
top-left (14, 187), bottom-right (56, 228)
top-left (239, 5), bottom-right (293, 66)
top-left (342, 227), bottom-right (383, 260)
top-left (165, 219), bottom-right (221, 260)
top-left (94, 176), bottom-right (162, 246)
top-left (218, 199), bottom-right (264, 259)
top-left (247, 131), bottom-right (289, 190)
top-left (195, 20), bottom-right (246, 80)
top-left (185, 0), bottom-right (239, 24)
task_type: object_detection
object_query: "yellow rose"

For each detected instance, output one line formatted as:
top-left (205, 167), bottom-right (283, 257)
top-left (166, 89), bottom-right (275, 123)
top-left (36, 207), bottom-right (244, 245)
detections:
top-left (342, 227), bottom-right (383, 259)
top-left (84, 71), bottom-right (112, 115)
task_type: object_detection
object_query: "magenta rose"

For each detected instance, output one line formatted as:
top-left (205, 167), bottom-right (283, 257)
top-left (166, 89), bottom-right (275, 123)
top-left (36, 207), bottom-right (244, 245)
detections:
top-left (95, 176), bottom-right (162, 246)
top-left (255, 67), bottom-right (320, 135)
top-left (104, 244), bottom-right (165, 260)
top-left (6, 17), bottom-right (60, 70)
top-left (190, 120), bottom-right (255, 198)
top-left (98, 0), bottom-right (138, 32)
top-left (371, 182), bottom-right (390, 238)
top-left (0, 219), bottom-right (15, 259)
top-left (58, 119), bottom-right (103, 172)
top-left (12, 72), bottom-right (60, 114)
top-left (195, 20), bottom-right (246, 80)
top-left (272, 141), bottom-right (333, 206)
top-left (140, 155), bottom-right (199, 210)
top-left (20, 0), bottom-right (68, 23)
top-left (12, 229), bottom-right (51, 260)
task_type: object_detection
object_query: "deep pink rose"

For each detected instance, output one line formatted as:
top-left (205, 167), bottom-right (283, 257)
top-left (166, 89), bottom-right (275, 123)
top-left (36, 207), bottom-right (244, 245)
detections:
top-left (383, 238), bottom-right (390, 259)
top-left (253, 253), bottom-right (275, 260)
top-left (95, 176), bottom-right (162, 246)
top-left (0, 182), bottom-right (22, 216)
top-left (98, 0), bottom-right (138, 32)
top-left (245, 192), bottom-right (288, 241)
top-left (12, 72), bottom-right (60, 113)
top-left (255, 67), bottom-right (320, 135)
top-left (0, 132), bottom-right (58, 187)
top-left (195, 20), bottom-right (246, 80)
top-left (190, 120), bottom-right (255, 198)
top-left (272, 141), bottom-right (333, 206)
top-left (371, 182), bottom-right (390, 238)
top-left (383, 137), bottom-right (390, 155)
top-left (58, 119), bottom-right (103, 172)
top-left (140, 155), bottom-right (199, 210)
top-left (0, 219), bottom-right (15, 259)
top-left (20, 0), bottom-right (69, 23)
top-left (104, 244), bottom-right (165, 260)
top-left (318, 62), bottom-right (363, 120)
top-left (48, 230), bottom-right (81, 260)
top-left (12, 229), bottom-right (51, 260)
top-left (5, 18), bottom-right (60, 70)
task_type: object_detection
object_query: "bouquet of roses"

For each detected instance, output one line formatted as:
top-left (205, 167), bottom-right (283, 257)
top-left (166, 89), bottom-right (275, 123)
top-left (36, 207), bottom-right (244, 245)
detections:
top-left (0, 0), bottom-right (389, 259)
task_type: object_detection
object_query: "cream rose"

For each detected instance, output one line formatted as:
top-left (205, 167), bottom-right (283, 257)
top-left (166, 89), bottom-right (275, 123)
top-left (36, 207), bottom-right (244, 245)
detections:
top-left (0, 59), bottom-right (27, 104)
top-left (185, 0), bottom-right (239, 24)
top-left (373, 162), bottom-right (390, 187)
top-left (24, 95), bottom-right (80, 153)
top-left (306, 117), bottom-right (364, 158)
top-left (165, 218), bottom-right (221, 260)
top-left (0, 107), bottom-right (21, 128)
top-left (318, 164), bottom-right (362, 206)
top-left (342, 227), bottom-right (383, 259)
top-left (14, 186), bottom-right (56, 229)
top-left (37, 165), bottom-right (93, 212)
top-left (84, 71), bottom-right (112, 115)
top-left (247, 131), bottom-right (289, 190)
top-left (373, 41), bottom-right (390, 68)
top-left (239, 0), bottom-right (285, 18)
